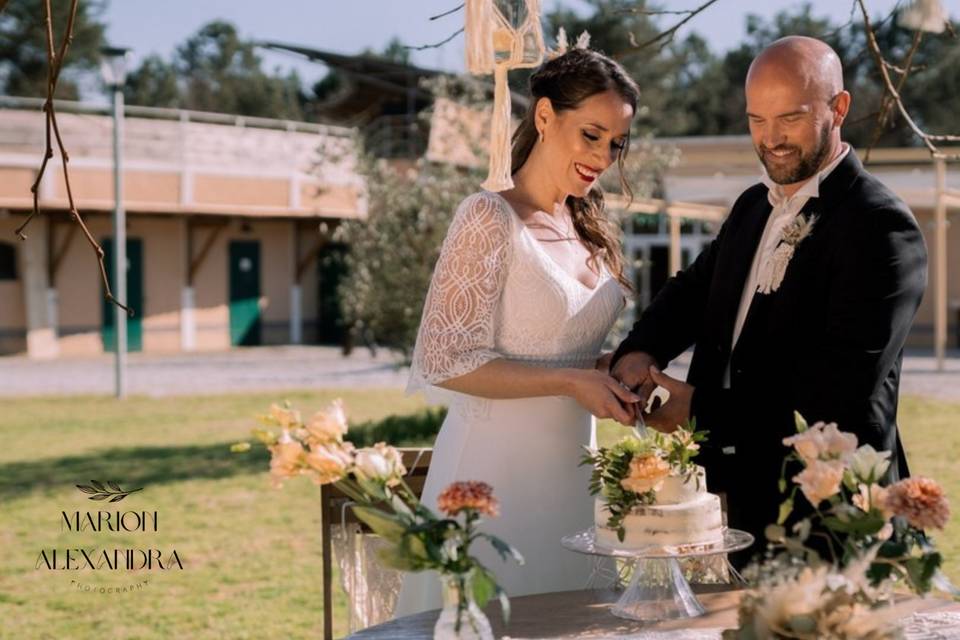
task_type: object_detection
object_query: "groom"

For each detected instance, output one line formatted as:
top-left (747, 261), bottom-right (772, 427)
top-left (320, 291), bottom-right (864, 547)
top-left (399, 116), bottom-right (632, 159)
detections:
top-left (610, 36), bottom-right (927, 562)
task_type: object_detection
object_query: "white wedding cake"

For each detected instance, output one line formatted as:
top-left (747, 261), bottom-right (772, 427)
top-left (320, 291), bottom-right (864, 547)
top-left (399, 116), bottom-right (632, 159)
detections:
top-left (594, 464), bottom-right (724, 551)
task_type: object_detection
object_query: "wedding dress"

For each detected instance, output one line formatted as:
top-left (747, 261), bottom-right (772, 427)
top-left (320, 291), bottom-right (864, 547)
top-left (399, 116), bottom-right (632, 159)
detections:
top-left (395, 190), bottom-right (626, 616)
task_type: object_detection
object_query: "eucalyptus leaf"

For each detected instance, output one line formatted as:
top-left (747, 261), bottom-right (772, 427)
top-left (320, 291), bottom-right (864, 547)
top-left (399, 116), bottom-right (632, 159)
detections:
top-left (483, 534), bottom-right (524, 565)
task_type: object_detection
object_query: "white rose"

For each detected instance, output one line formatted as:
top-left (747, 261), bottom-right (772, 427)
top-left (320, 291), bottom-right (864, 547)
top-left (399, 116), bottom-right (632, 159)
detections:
top-left (354, 443), bottom-right (407, 486)
top-left (847, 444), bottom-right (891, 484)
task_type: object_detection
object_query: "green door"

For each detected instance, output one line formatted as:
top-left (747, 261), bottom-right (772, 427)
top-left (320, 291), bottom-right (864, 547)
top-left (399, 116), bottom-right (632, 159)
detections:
top-left (229, 241), bottom-right (261, 346)
top-left (101, 237), bottom-right (143, 352)
top-left (316, 242), bottom-right (348, 345)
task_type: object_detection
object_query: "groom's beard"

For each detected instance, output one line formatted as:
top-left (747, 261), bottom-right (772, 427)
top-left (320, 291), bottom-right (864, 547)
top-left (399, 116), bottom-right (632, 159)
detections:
top-left (757, 123), bottom-right (832, 186)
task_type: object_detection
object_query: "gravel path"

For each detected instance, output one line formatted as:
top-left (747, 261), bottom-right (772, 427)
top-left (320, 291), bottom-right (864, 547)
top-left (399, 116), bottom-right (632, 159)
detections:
top-left (0, 346), bottom-right (957, 402)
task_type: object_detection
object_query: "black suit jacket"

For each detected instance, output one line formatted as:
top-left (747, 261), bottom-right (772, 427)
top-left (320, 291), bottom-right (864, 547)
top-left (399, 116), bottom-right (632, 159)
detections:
top-left (612, 150), bottom-right (928, 557)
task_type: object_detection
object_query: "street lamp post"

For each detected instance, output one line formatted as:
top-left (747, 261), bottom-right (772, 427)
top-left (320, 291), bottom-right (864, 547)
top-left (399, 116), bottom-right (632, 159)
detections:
top-left (101, 46), bottom-right (130, 399)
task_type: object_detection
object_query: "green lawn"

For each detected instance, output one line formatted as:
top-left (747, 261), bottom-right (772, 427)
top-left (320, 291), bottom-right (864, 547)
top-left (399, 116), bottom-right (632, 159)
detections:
top-left (0, 391), bottom-right (956, 639)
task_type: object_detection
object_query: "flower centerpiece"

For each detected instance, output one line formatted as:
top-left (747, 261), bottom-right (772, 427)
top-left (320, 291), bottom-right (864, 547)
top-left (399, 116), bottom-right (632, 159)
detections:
top-left (724, 412), bottom-right (952, 639)
top-left (234, 400), bottom-right (523, 640)
top-left (580, 422), bottom-right (707, 542)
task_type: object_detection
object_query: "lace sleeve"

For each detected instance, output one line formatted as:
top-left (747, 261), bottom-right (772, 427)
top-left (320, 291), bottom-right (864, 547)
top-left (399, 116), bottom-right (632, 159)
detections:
top-left (407, 192), bottom-right (513, 392)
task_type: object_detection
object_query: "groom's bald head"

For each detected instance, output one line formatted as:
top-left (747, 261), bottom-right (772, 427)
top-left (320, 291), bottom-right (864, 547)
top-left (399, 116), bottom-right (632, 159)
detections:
top-left (744, 36), bottom-right (851, 194)
top-left (746, 36), bottom-right (844, 102)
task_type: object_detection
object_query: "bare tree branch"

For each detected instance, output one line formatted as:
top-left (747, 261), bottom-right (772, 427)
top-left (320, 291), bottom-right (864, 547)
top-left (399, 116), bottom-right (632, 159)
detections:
top-left (14, 0), bottom-right (132, 316)
top-left (857, 0), bottom-right (960, 161)
top-left (430, 4), bottom-right (463, 21)
top-left (864, 29), bottom-right (923, 161)
top-left (617, 6), bottom-right (713, 16)
top-left (404, 27), bottom-right (464, 52)
top-left (883, 58), bottom-right (927, 75)
top-left (622, 0), bottom-right (722, 54)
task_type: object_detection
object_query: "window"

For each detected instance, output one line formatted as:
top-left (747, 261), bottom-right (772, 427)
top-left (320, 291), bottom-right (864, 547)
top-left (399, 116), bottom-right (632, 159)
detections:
top-left (0, 243), bottom-right (16, 280)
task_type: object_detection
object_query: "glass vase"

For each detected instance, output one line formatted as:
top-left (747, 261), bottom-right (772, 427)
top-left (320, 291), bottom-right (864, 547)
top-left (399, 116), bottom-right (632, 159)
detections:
top-left (433, 571), bottom-right (494, 640)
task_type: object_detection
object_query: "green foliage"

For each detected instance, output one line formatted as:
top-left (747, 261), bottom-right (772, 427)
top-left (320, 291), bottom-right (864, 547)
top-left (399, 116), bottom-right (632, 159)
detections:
top-left (345, 406), bottom-right (446, 447)
top-left (334, 138), bottom-right (483, 360)
top-left (543, 1), bottom-right (960, 147)
top-left (122, 20), bottom-right (305, 119)
top-left (124, 54), bottom-right (181, 109)
top-left (0, 0), bottom-right (107, 99)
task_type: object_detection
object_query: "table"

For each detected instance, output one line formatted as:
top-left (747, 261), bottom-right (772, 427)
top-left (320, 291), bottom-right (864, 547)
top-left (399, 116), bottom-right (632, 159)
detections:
top-left (347, 585), bottom-right (960, 639)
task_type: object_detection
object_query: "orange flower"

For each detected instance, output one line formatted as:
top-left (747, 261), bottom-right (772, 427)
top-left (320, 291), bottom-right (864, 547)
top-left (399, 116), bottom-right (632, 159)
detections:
top-left (303, 400), bottom-right (348, 446)
top-left (302, 442), bottom-right (354, 485)
top-left (852, 483), bottom-right (893, 519)
top-left (793, 459), bottom-right (844, 506)
top-left (437, 481), bottom-right (499, 517)
top-left (268, 438), bottom-right (305, 486)
top-left (269, 403), bottom-right (301, 430)
top-left (883, 477), bottom-right (950, 531)
top-left (620, 454), bottom-right (670, 495)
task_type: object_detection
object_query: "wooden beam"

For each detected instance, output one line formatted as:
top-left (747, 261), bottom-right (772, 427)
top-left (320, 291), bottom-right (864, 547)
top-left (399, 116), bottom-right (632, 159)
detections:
top-left (320, 483), bottom-right (334, 640)
top-left (944, 190), bottom-right (960, 209)
top-left (187, 221), bottom-right (227, 285)
top-left (669, 216), bottom-right (682, 276)
top-left (295, 221), bottom-right (332, 283)
top-left (934, 158), bottom-right (948, 371)
top-left (606, 194), bottom-right (727, 222)
top-left (296, 237), bottom-right (328, 283)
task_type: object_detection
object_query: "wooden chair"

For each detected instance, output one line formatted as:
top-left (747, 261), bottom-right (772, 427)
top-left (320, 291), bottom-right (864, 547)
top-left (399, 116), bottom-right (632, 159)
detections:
top-left (321, 447), bottom-right (432, 640)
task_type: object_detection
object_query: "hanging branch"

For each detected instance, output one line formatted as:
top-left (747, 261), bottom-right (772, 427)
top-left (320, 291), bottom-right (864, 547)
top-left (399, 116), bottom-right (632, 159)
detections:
top-left (13, 0), bottom-right (132, 316)
top-left (402, 3), bottom-right (466, 51)
top-left (857, 0), bottom-right (960, 161)
top-left (623, 0), bottom-right (722, 53)
top-left (404, 27), bottom-right (464, 52)
top-left (429, 4), bottom-right (463, 21)
top-left (863, 28), bottom-right (924, 162)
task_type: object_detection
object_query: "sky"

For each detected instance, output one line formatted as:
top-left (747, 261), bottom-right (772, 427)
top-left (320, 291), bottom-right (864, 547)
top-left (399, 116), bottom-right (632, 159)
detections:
top-left (102, 0), bottom-right (960, 90)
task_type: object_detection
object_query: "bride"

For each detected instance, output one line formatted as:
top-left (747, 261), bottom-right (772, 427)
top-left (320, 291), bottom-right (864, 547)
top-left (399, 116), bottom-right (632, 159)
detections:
top-left (396, 46), bottom-right (642, 615)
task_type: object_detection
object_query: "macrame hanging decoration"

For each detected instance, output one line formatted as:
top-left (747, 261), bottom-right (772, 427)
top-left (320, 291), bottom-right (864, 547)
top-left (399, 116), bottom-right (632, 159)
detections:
top-left (465, 0), bottom-right (545, 192)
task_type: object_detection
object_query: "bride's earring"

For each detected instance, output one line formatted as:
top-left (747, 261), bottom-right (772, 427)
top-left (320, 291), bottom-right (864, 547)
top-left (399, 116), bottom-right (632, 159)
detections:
top-left (538, 129), bottom-right (545, 144)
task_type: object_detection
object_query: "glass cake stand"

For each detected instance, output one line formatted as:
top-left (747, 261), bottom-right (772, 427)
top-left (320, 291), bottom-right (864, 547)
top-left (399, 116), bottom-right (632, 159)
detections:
top-left (561, 527), bottom-right (754, 622)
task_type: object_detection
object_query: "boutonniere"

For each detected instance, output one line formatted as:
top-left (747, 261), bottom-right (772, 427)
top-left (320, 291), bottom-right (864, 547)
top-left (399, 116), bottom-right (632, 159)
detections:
top-left (756, 212), bottom-right (819, 294)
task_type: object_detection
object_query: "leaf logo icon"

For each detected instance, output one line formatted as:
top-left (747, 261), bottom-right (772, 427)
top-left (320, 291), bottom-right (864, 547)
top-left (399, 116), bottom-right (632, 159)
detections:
top-left (76, 481), bottom-right (143, 502)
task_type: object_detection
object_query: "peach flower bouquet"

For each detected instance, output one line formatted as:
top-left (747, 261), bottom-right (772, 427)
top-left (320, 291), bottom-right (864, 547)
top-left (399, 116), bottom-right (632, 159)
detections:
top-left (724, 412), bottom-right (954, 639)
top-left (233, 400), bottom-right (522, 636)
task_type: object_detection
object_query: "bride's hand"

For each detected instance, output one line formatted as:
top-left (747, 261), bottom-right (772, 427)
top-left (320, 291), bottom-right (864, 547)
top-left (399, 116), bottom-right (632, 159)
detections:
top-left (594, 352), bottom-right (614, 374)
top-left (564, 369), bottom-right (641, 425)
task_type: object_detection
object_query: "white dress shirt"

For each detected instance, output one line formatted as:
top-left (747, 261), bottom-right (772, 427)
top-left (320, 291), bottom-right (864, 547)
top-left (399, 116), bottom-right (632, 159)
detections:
top-left (723, 143), bottom-right (850, 388)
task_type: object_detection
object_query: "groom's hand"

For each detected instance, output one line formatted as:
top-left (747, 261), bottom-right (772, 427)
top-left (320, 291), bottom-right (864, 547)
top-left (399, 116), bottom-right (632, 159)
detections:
top-left (611, 351), bottom-right (658, 406)
top-left (645, 366), bottom-right (694, 433)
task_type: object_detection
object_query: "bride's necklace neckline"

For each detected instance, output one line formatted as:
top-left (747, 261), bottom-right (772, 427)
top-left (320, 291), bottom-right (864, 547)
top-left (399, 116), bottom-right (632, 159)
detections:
top-left (515, 202), bottom-right (578, 242)
top-left (526, 215), bottom-right (577, 242)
